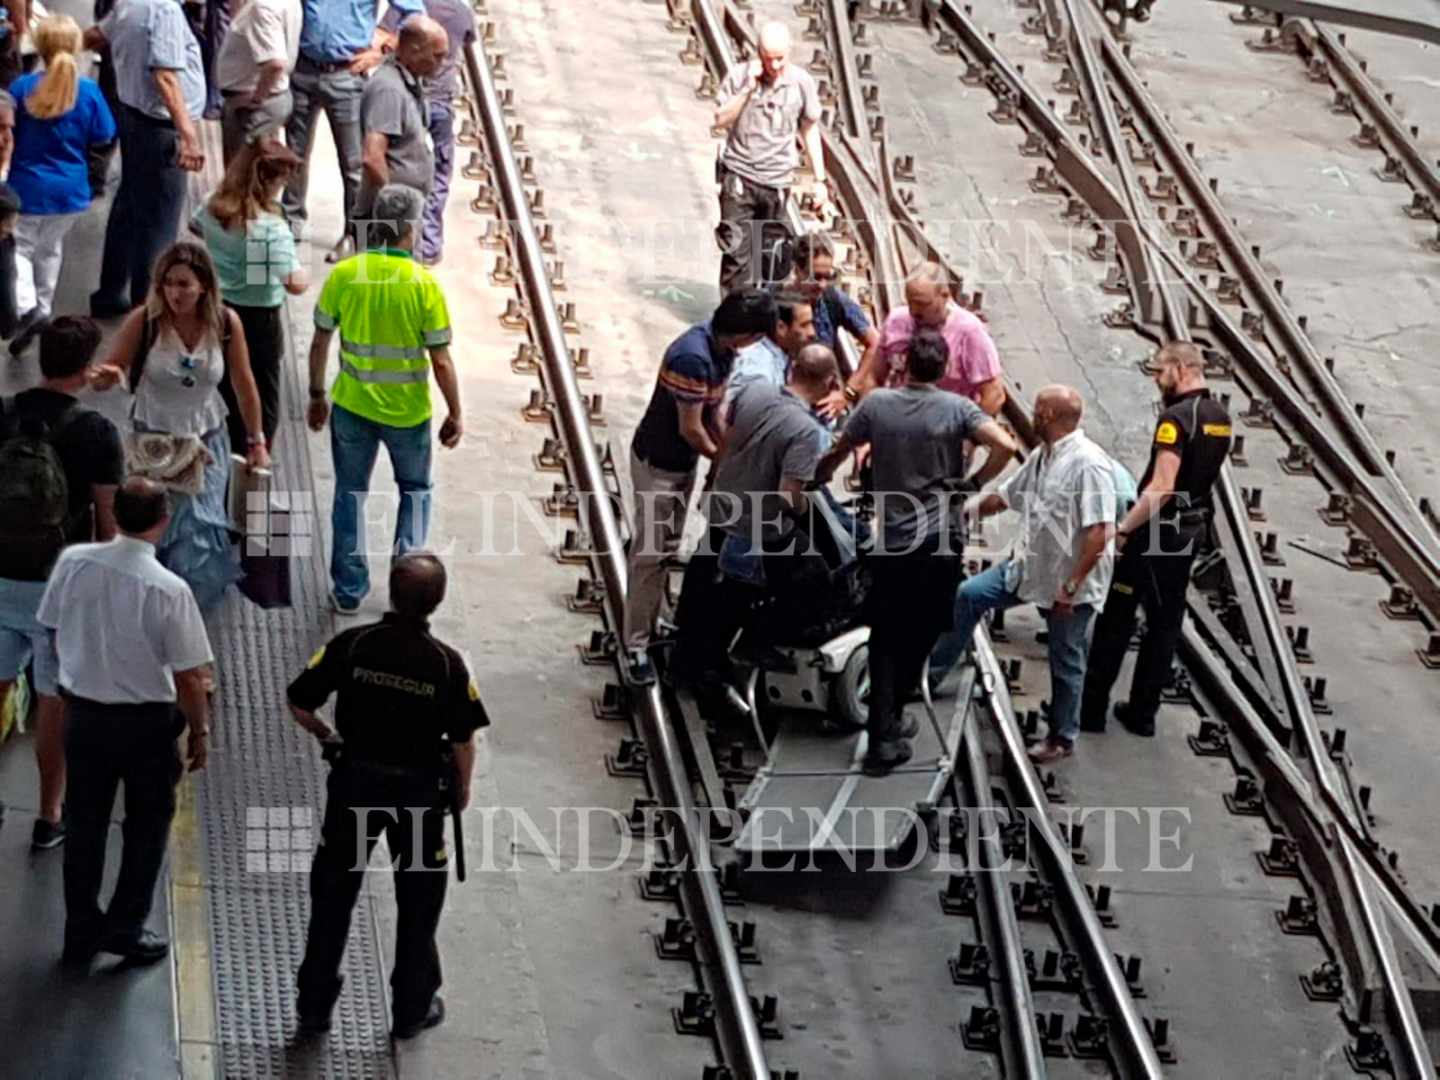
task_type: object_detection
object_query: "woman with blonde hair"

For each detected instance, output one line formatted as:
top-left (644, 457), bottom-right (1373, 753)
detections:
top-left (6, 13), bottom-right (116, 355)
top-left (193, 137), bottom-right (307, 451)
top-left (93, 242), bottom-right (269, 608)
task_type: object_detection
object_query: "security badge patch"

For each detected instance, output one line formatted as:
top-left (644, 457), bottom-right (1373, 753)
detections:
top-left (307, 645), bottom-right (326, 668)
top-left (1154, 421), bottom-right (1180, 446)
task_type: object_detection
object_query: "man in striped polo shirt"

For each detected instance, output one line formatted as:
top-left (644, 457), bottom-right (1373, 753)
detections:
top-left (307, 183), bottom-right (462, 613)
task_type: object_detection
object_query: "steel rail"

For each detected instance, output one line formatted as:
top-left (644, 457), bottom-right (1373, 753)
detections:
top-left (958, 709), bottom-right (1050, 1078)
top-left (930, 0), bottom-right (1440, 959)
top-left (931, 0), bottom-right (1440, 622)
top-left (1205, 0), bottom-right (1440, 46)
top-left (826, 0), bottom-right (871, 156)
top-left (1094, 29), bottom-right (1440, 554)
top-left (1059, 7), bottom-right (1437, 1073)
top-left (461, 38), bottom-right (770, 1080)
top-left (973, 632), bottom-right (1166, 1078)
top-left (1291, 19), bottom-right (1440, 215)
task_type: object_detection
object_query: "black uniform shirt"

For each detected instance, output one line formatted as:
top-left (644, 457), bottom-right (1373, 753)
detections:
top-left (288, 613), bottom-right (490, 768)
top-left (1139, 388), bottom-right (1231, 519)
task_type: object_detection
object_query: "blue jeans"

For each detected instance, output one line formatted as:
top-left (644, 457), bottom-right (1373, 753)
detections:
top-left (420, 99), bottom-right (456, 262)
top-left (329, 404), bottom-right (433, 604)
top-left (930, 561), bottom-right (1096, 745)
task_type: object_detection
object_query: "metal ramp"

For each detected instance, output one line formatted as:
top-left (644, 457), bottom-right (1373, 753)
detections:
top-left (732, 667), bottom-right (976, 859)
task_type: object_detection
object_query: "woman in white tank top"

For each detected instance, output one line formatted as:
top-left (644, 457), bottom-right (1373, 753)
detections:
top-left (93, 242), bottom-right (269, 608)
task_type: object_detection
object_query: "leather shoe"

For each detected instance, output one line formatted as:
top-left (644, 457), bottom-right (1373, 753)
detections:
top-left (99, 929), bottom-right (169, 964)
top-left (61, 938), bottom-right (99, 967)
top-left (393, 994), bottom-right (445, 1039)
top-left (297, 1012), bottom-right (332, 1036)
top-left (862, 737), bottom-right (913, 776)
top-left (1027, 738), bottom-right (1074, 765)
top-left (1114, 702), bottom-right (1155, 737)
top-left (890, 713), bottom-right (920, 741)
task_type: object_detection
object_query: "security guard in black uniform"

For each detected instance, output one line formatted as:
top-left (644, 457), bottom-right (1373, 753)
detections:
top-left (287, 553), bottom-right (489, 1039)
top-left (1081, 342), bottom-right (1231, 736)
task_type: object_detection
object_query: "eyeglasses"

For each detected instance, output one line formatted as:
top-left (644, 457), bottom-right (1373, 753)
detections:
top-left (811, 271), bottom-right (837, 282)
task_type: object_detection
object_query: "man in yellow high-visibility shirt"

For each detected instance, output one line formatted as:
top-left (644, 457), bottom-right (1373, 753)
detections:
top-left (306, 183), bottom-right (463, 613)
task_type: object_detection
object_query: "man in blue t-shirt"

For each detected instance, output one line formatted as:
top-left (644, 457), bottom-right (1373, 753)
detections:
top-left (790, 231), bottom-right (879, 402)
top-left (622, 289), bottom-right (775, 683)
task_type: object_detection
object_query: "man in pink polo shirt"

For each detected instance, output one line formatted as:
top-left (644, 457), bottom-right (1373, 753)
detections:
top-left (852, 262), bottom-right (1006, 416)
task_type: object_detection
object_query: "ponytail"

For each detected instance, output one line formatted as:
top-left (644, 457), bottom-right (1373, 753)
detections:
top-left (26, 15), bottom-right (83, 121)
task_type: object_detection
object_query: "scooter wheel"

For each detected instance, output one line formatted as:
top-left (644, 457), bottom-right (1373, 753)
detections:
top-left (828, 642), bottom-right (869, 731)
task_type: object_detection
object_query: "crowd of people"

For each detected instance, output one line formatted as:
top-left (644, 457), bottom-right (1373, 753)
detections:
top-left (622, 17), bottom-right (1232, 776)
top-left (0, 0), bottom-right (482, 1042)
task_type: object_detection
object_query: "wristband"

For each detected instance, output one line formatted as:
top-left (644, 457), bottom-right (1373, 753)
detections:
top-left (843, 385), bottom-right (859, 403)
top-left (309, 387), bottom-right (326, 399)
top-left (246, 433), bottom-right (264, 447)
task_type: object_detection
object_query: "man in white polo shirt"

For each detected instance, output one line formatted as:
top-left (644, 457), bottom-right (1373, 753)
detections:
top-left (38, 477), bottom-right (214, 968)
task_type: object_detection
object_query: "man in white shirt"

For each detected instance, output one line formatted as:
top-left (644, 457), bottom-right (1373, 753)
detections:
top-left (928, 385), bottom-right (1117, 764)
top-left (216, 0), bottom-right (302, 164)
top-left (38, 477), bottom-right (214, 967)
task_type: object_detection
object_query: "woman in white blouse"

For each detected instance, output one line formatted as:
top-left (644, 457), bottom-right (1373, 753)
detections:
top-left (93, 242), bottom-right (269, 607)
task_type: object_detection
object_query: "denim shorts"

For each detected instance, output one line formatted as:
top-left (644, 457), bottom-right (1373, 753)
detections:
top-left (0, 577), bottom-right (59, 696)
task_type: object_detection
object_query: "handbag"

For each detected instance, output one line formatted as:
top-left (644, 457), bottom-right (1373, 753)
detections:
top-left (124, 431), bottom-right (210, 495)
top-left (230, 457), bottom-right (292, 609)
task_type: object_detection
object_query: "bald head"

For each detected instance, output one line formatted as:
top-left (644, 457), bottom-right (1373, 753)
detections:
top-left (398, 15), bottom-right (449, 77)
top-left (1034, 384), bottom-right (1083, 442)
top-left (791, 343), bottom-right (838, 391)
top-left (115, 476), bottom-right (170, 536)
top-left (756, 21), bottom-right (792, 83)
top-left (1155, 341), bottom-right (1205, 372)
top-left (904, 262), bottom-right (952, 327)
top-left (391, 552), bottom-right (448, 618)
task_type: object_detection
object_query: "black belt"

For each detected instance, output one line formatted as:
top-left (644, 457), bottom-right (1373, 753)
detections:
top-left (298, 53), bottom-right (355, 75)
top-left (121, 103), bottom-right (175, 129)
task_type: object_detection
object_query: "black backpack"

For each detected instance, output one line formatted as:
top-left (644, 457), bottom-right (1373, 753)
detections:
top-left (0, 397), bottom-right (82, 576)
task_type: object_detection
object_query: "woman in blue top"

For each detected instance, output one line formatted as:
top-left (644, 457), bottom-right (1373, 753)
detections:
top-left (7, 14), bottom-right (116, 356)
top-left (192, 138), bottom-right (307, 452)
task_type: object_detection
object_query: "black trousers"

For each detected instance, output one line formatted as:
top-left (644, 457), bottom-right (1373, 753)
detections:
top-left (866, 536), bottom-right (964, 742)
top-left (1082, 526), bottom-right (1200, 726)
top-left (297, 763), bottom-right (449, 1028)
top-left (63, 697), bottom-right (183, 948)
top-left (219, 303), bottom-right (285, 450)
top-left (672, 524), bottom-right (760, 681)
top-left (717, 168), bottom-right (788, 294)
top-left (94, 107), bottom-right (186, 310)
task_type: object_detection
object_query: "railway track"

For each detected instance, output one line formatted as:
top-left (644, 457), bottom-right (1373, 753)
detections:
top-left (459, 0), bottom-right (1440, 1075)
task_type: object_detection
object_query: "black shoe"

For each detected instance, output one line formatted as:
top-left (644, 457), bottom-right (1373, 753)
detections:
top-left (297, 1011), bottom-right (332, 1036)
top-left (31, 817), bottom-right (66, 851)
top-left (1114, 701), bottom-right (1155, 737)
top-left (89, 295), bottom-right (131, 320)
top-left (98, 928), bottom-right (169, 964)
top-left (61, 936), bottom-right (100, 967)
top-left (8, 309), bottom-right (41, 355)
top-left (393, 994), bottom-right (445, 1040)
top-left (625, 650), bottom-right (656, 687)
top-left (891, 713), bottom-right (920, 741)
top-left (1079, 711), bottom-right (1107, 734)
top-left (862, 737), bottom-right (913, 776)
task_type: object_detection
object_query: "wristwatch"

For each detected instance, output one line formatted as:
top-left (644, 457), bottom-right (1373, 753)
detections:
top-left (1062, 580), bottom-right (1078, 598)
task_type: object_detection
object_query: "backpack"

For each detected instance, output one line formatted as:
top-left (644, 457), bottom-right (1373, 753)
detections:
top-left (0, 397), bottom-right (81, 576)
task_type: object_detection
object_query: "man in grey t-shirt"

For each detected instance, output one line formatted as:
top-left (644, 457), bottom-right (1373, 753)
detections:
top-left (355, 16), bottom-right (447, 231)
top-left (672, 345), bottom-right (839, 686)
top-left (712, 20), bottom-right (826, 293)
top-left (816, 330), bottom-right (1017, 774)
top-left (378, 0), bottom-right (477, 264)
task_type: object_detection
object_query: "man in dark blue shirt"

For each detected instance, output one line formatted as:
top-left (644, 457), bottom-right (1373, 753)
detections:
top-left (791, 231), bottom-right (879, 402)
top-left (283, 0), bottom-right (423, 256)
top-left (623, 289), bottom-right (775, 683)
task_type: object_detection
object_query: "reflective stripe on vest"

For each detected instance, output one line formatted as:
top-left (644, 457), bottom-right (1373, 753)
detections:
top-left (339, 358), bottom-right (429, 384)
